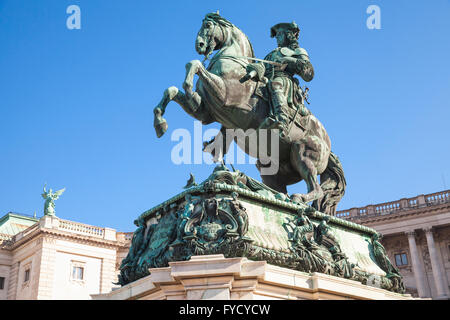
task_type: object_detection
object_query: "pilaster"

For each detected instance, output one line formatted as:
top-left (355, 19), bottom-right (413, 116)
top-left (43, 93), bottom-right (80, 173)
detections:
top-left (36, 236), bottom-right (57, 299)
top-left (100, 257), bottom-right (117, 294)
top-left (6, 262), bottom-right (19, 300)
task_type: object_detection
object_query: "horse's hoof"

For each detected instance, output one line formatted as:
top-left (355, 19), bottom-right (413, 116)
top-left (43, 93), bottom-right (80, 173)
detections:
top-left (154, 115), bottom-right (168, 138)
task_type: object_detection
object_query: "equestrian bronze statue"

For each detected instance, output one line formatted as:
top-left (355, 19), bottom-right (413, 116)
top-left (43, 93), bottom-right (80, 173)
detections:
top-left (153, 13), bottom-right (346, 215)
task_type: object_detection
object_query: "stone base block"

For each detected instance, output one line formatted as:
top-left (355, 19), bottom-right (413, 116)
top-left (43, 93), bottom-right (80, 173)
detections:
top-left (93, 255), bottom-right (415, 300)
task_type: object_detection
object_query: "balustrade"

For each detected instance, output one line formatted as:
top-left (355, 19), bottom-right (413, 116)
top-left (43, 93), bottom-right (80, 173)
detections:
top-left (426, 190), bottom-right (449, 205)
top-left (59, 219), bottom-right (105, 238)
top-left (336, 189), bottom-right (449, 220)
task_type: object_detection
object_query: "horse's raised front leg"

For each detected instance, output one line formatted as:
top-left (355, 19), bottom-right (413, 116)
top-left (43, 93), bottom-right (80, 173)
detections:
top-left (153, 86), bottom-right (211, 138)
top-left (154, 86), bottom-right (201, 119)
top-left (183, 60), bottom-right (226, 106)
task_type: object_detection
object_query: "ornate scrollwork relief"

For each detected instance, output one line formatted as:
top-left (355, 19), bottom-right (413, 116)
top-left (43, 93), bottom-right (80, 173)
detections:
top-left (117, 193), bottom-right (253, 285)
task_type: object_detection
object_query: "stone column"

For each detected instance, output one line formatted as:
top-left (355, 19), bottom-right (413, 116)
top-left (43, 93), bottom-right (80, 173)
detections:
top-left (405, 231), bottom-right (428, 297)
top-left (435, 240), bottom-right (450, 297)
top-left (423, 227), bottom-right (448, 299)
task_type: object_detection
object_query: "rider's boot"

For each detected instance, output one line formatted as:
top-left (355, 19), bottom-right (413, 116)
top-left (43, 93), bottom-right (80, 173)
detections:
top-left (259, 82), bottom-right (289, 135)
top-left (267, 89), bottom-right (289, 134)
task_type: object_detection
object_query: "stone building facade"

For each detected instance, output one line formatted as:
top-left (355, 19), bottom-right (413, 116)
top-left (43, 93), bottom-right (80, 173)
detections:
top-left (0, 213), bottom-right (131, 300)
top-left (336, 189), bottom-right (450, 299)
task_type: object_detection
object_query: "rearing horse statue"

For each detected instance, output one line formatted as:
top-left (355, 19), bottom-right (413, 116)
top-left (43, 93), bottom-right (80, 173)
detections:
top-left (153, 13), bottom-right (346, 215)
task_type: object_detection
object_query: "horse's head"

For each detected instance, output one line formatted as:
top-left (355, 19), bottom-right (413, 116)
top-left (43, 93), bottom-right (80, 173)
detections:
top-left (196, 13), bottom-right (232, 58)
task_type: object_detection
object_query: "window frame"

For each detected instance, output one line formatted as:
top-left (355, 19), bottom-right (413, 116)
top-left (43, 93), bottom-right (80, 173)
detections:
top-left (24, 269), bottom-right (30, 282)
top-left (70, 260), bottom-right (86, 284)
top-left (394, 252), bottom-right (409, 267)
top-left (72, 266), bottom-right (84, 280)
top-left (21, 262), bottom-right (32, 289)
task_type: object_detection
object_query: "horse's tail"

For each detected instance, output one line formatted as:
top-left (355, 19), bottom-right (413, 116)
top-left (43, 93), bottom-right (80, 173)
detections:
top-left (312, 152), bottom-right (346, 215)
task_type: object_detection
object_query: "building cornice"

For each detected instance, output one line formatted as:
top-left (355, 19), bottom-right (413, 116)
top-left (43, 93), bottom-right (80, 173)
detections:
top-left (2, 220), bottom-right (130, 251)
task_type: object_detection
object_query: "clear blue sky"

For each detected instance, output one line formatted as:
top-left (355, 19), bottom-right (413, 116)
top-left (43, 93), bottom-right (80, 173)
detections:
top-left (1, 0), bottom-right (449, 232)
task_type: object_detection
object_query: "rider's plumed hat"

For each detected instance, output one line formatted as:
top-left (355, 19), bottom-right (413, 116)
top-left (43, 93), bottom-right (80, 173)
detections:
top-left (270, 22), bottom-right (300, 39)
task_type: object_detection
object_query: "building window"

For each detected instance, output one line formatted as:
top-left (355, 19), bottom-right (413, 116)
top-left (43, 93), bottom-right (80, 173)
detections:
top-left (72, 266), bottom-right (84, 280)
top-left (70, 261), bottom-right (86, 283)
top-left (0, 277), bottom-right (5, 290)
top-left (24, 269), bottom-right (30, 283)
top-left (395, 253), bottom-right (408, 266)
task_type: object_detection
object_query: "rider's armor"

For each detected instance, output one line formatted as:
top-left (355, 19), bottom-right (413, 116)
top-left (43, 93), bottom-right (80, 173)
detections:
top-left (247, 23), bottom-right (315, 135)
top-left (265, 46), bottom-right (314, 131)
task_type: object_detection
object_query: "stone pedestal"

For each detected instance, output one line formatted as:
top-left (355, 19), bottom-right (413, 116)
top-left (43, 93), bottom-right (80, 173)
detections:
top-left (92, 255), bottom-right (415, 300)
top-left (113, 167), bottom-right (409, 297)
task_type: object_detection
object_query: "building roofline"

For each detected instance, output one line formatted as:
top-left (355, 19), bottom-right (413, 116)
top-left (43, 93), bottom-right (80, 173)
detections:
top-left (0, 212), bottom-right (39, 224)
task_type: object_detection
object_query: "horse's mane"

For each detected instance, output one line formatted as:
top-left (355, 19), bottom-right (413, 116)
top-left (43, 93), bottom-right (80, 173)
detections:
top-left (203, 13), bottom-right (255, 58)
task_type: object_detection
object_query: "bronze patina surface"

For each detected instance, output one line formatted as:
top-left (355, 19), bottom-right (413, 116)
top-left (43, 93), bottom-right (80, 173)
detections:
top-left (118, 166), bottom-right (405, 294)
